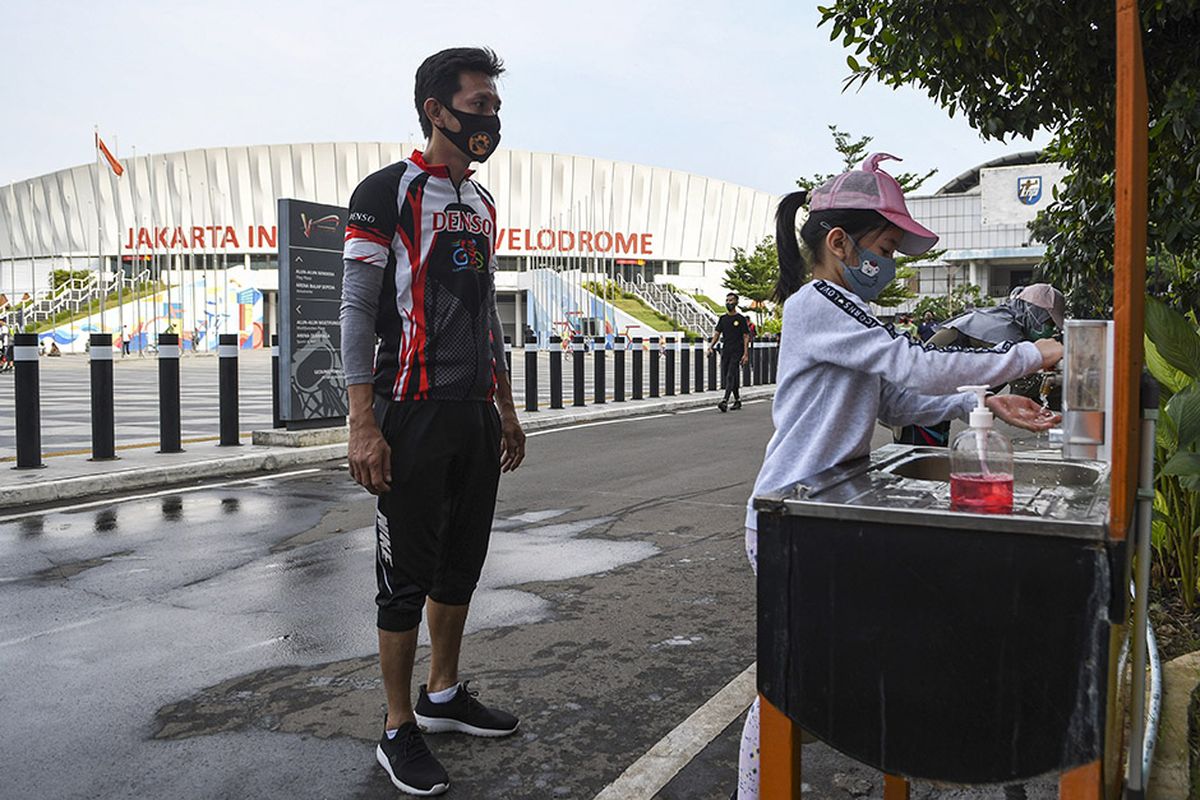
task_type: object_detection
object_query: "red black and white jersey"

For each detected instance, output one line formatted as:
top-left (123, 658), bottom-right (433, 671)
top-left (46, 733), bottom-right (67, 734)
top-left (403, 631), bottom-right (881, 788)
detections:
top-left (343, 151), bottom-right (499, 402)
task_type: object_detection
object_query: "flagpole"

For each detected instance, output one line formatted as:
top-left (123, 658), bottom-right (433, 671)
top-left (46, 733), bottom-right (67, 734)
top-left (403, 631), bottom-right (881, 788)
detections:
top-left (130, 145), bottom-right (143, 354)
top-left (94, 125), bottom-right (103, 335)
top-left (113, 135), bottom-right (125, 354)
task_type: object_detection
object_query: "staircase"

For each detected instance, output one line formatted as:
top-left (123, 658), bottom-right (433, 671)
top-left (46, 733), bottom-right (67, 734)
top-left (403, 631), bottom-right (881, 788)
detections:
top-left (4, 269), bottom-right (154, 330)
top-left (615, 276), bottom-right (718, 335)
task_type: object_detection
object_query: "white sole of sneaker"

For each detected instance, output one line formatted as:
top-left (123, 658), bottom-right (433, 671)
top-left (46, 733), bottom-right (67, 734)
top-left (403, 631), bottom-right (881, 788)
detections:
top-left (414, 714), bottom-right (520, 738)
top-left (375, 744), bottom-right (450, 796)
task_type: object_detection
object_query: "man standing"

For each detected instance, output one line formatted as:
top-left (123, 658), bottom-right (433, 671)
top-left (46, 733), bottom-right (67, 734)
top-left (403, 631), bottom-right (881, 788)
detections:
top-left (339, 47), bottom-right (525, 797)
top-left (708, 292), bottom-right (751, 412)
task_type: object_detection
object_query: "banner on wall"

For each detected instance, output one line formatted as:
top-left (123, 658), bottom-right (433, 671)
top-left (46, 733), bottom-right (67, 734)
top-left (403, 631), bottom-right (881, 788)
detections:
top-left (277, 198), bottom-right (349, 429)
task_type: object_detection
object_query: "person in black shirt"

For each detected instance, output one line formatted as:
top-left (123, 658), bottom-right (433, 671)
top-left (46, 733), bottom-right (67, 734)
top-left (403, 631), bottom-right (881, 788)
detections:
top-left (708, 292), bottom-right (751, 412)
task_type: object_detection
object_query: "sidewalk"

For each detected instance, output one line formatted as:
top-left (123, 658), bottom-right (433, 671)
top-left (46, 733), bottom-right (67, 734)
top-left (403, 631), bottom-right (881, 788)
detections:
top-left (0, 386), bottom-right (775, 511)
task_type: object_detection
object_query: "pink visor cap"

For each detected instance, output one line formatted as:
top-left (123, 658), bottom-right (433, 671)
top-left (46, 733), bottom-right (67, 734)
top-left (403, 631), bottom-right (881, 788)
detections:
top-left (808, 153), bottom-right (939, 256)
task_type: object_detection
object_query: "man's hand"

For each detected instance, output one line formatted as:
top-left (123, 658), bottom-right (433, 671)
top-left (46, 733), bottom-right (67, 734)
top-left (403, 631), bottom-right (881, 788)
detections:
top-left (348, 420), bottom-right (392, 494)
top-left (740, 352), bottom-right (749, 365)
top-left (985, 394), bottom-right (1061, 432)
top-left (499, 410), bottom-right (525, 473)
top-left (1034, 338), bottom-right (1064, 370)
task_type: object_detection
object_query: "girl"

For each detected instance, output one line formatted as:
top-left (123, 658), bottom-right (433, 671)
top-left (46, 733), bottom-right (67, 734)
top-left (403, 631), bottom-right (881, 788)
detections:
top-left (736, 154), bottom-right (1062, 799)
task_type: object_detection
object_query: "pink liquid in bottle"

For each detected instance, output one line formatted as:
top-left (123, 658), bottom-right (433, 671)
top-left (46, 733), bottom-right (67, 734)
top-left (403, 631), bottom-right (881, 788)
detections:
top-left (950, 473), bottom-right (1014, 514)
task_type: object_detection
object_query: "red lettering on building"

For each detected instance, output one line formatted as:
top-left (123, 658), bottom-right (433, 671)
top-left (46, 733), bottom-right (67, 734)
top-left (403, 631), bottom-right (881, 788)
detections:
top-left (256, 226), bottom-right (276, 248)
top-left (578, 231), bottom-right (594, 251)
top-left (536, 229), bottom-right (554, 249)
top-left (191, 226), bottom-right (206, 248)
top-left (557, 230), bottom-right (575, 251)
top-left (615, 232), bottom-right (636, 254)
top-left (594, 231), bottom-right (612, 252)
top-left (222, 226), bottom-right (240, 248)
top-left (640, 233), bottom-right (653, 255)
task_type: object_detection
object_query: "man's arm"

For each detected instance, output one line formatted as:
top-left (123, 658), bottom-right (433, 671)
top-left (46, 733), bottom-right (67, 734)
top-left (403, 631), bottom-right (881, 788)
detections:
top-left (341, 259), bottom-right (391, 494)
top-left (489, 282), bottom-right (525, 473)
top-left (741, 326), bottom-right (751, 364)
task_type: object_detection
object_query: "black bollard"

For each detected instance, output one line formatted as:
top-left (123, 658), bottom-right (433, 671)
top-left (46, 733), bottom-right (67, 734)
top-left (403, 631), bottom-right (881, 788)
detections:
top-left (572, 335), bottom-right (585, 407)
top-left (12, 333), bottom-right (43, 469)
top-left (271, 334), bottom-right (283, 429)
top-left (649, 336), bottom-right (661, 398)
top-left (524, 334), bottom-right (538, 413)
top-left (593, 336), bottom-right (606, 404)
top-left (665, 335), bottom-right (676, 397)
top-left (694, 338), bottom-right (704, 392)
top-left (218, 333), bottom-right (240, 447)
top-left (632, 337), bottom-right (644, 400)
top-left (549, 336), bottom-right (563, 409)
top-left (680, 336), bottom-right (691, 395)
top-left (613, 336), bottom-right (626, 402)
top-left (707, 346), bottom-right (718, 392)
top-left (770, 335), bottom-right (780, 383)
top-left (504, 335), bottom-right (512, 375)
top-left (742, 346), bottom-right (753, 387)
top-left (158, 333), bottom-right (182, 453)
top-left (752, 341), bottom-right (763, 385)
top-left (89, 333), bottom-right (117, 461)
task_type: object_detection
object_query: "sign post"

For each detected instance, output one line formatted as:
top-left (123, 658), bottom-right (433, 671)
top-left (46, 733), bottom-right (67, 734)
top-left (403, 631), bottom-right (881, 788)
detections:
top-left (277, 199), bottom-right (349, 430)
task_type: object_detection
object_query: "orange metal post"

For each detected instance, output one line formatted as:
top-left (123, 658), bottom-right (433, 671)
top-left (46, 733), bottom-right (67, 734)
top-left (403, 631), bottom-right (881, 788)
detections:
top-left (1060, 761), bottom-right (1104, 800)
top-left (1109, 0), bottom-right (1149, 540)
top-left (883, 774), bottom-right (911, 800)
top-left (759, 694), bottom-right (803, 799)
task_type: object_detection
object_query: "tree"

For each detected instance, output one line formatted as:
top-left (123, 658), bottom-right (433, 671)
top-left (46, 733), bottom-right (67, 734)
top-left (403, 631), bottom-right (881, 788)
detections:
top-left (724, 237), bottom-right (778, 320)
top-left (817, 1), bottom-right (1200, 317)
top-left (797, 125), bottom-right (936, 195)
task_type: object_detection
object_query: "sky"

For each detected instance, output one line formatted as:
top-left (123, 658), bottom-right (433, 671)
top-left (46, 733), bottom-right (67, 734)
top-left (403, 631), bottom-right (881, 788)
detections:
top-left (1, 0), bottom-right (1050, 196)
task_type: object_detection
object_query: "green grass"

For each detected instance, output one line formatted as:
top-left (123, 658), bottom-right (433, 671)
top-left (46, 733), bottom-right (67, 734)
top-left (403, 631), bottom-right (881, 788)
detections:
top-left (582, 280), bottom-right (703, 337)
top-left (693, 293), bottom-right (724, 314)
top-left (27, 282), bottom-right (165, 333)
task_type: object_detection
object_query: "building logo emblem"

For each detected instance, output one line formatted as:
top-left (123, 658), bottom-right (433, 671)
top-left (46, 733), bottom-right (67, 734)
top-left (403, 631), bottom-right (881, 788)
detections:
top-left (301, 212), bottom-right (340, 238)
top-left (468, 132), bottom-right (493, 157)
top-left (1017, 176), bottom-right (1043, 206)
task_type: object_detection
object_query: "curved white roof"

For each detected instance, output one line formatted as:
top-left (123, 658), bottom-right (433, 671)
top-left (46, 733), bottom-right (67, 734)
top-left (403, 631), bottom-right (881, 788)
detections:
top-left (0, 142), bottom-right (777, 263)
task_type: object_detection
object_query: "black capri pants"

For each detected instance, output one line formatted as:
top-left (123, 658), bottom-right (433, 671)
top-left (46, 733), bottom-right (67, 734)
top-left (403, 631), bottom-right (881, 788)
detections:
top-left (374, 399), bottom-right (501, 632)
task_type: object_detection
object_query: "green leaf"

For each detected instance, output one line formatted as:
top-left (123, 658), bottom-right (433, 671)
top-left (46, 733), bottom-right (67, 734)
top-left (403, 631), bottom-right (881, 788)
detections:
top-left (1162, 451), bottom-right (1200, 480)
top-left (1146, 297), bottom-right (1200, 379)
top-left (1168, 381), bottom-right (1200, 449)
top-left (1145, 335), bottom-right (1190, 394)
top-left (847, 54), bottom-right (861, 71)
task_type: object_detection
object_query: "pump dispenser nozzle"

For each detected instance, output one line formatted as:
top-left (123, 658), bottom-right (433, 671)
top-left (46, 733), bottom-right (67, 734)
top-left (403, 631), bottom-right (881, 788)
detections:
top-left (958, 385), bottom-right (993, 430)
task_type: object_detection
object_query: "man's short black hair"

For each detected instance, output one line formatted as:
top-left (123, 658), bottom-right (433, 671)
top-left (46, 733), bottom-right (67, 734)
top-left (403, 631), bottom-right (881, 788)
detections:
top-left (726, 292), bottom-right (738, 300)
top-left (414, 47), bottom-right (505, 139)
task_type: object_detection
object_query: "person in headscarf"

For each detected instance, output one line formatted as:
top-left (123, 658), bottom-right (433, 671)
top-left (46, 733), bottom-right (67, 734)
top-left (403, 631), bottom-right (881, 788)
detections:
top-left (894, 283), bottom-right (1065, 447)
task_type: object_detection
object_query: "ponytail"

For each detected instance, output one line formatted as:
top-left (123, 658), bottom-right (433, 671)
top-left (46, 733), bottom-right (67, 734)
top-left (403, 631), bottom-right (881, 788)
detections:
top-left (774, 190), bottom-right (808, 303)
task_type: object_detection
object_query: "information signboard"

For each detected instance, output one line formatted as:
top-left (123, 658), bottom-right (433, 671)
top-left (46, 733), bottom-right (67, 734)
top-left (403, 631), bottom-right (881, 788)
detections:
top-left (277, 198), bottom-right (349, 429)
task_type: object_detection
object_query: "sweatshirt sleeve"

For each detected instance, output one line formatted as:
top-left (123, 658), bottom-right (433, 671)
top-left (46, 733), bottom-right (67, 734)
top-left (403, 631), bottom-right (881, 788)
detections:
top-left (877, 382), bottom-right (976, 427)
top-left (488, 276), bottom-right (507, 374)
top-left (806, 281), bottom-right (1042, 394)
top-left (339, 258), bottom-right (382, 386)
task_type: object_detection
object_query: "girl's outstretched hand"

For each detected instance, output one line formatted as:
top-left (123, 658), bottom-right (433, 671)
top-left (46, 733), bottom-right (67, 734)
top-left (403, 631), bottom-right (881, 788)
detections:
top-left (985, 394), bottom-right (1061, 432)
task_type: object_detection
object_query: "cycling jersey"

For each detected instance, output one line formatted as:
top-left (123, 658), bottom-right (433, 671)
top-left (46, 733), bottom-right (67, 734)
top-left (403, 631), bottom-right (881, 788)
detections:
top-left (343, 150), bottom-right (500, 402)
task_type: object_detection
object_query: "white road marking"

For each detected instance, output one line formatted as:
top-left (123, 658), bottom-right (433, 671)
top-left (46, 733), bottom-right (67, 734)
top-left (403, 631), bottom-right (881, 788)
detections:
top-left (676, 399), bottom-right (769, 415)
top-left (0, 468), bottom-right (323, 523)
top-left (0, 606), bottom-right (130, 649)
top-left (526, 414), bottom-right (672, 437)
top-left (592, 662), bottom-right (757, 800)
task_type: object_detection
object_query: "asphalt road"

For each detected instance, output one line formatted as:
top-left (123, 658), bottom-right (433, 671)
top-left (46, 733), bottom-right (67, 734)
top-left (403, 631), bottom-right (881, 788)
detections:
top-left (0, 403), bottom-right (1055, 800)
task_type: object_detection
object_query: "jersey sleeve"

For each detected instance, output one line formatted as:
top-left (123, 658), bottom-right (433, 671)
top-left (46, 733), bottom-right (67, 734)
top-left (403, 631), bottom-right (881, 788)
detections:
top-left (343, 170), bottom-right (400, 269)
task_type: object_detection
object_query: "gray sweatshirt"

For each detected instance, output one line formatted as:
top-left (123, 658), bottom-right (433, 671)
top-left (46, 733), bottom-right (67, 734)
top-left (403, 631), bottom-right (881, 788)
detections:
top-left (745, 280), bottom-right (1043, 530)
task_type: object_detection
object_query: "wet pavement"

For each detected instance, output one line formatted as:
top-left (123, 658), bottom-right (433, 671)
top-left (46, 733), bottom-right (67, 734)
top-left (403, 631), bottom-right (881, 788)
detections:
top-left (0, 403), bottom-right (1057, 800)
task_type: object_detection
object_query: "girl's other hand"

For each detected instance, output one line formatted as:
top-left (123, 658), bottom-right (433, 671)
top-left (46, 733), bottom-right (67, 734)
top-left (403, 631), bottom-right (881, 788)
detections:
top-left (1034, 338), bottom-right (1064, 370)
top-left (985, 394), bottom-right (1061, 432)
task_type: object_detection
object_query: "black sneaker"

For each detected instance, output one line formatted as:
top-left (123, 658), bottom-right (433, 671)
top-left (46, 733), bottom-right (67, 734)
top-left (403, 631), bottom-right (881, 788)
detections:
top-left (415, 681), bottom-right (519, 737)
top-left (718, 400), bottom-right (728, 413)
top-left (376, 720), bottom-right (450, 796)
top-left (731, 399), bottom-right (742, 410)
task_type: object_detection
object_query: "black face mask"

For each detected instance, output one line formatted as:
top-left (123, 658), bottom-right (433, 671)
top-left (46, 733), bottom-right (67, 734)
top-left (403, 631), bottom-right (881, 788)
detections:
top-left (726, 303), bottom-right (737, 311)
top-left (437, 105), bottom-right (501, 162)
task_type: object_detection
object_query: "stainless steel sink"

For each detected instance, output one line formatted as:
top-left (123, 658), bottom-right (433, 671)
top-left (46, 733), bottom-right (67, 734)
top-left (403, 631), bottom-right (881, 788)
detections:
top-left (883, 452), bottom-right (1105, 488)
top-left (755, 444), bottom-right (1111, 539)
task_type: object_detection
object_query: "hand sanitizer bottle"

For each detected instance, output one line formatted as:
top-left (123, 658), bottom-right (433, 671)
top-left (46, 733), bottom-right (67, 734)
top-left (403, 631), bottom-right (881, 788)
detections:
top-left (950, 385), bottom-right (1014, 514)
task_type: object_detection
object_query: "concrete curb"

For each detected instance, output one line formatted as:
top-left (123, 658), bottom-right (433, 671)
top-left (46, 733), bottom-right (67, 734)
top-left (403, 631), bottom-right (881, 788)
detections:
top-left (0, 387), bottom-right (774, 510)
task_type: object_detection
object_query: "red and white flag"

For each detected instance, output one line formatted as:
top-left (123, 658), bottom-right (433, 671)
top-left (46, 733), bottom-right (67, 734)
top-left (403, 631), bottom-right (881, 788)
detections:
top-left (95, 133), bottom-right (124, 177)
